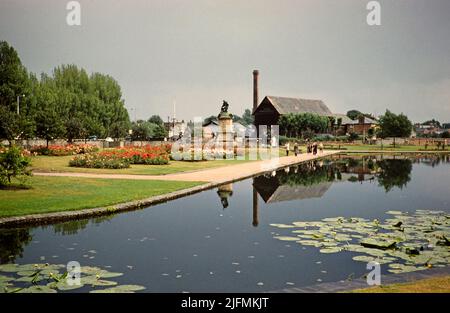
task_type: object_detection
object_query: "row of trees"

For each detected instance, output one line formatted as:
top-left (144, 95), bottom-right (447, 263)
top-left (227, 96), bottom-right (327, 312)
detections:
top-left (0, 41), bottom-right (131, 146)
top-left (278, 113), bottom-right (329, 138)
top-left (130, 115), bottom-right (168, 141)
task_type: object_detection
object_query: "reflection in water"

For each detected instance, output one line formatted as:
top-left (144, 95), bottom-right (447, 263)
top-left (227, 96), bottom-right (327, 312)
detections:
top-left (249, 156), bottom-right (421, 225)
top-left (377, 159), bottom-right (412, 192)
top-left (40, 215), bottom-right (116, 236)
top-left (0, 228), bottom-right (32, 264)
top-left (217, 184), bottom-right (233, 209)
top-left (0, 154), bottom-right (448, 274)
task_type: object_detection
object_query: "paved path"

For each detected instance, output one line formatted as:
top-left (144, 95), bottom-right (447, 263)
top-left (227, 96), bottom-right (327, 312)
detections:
top-left (34, 150), bottom-right (340, 183)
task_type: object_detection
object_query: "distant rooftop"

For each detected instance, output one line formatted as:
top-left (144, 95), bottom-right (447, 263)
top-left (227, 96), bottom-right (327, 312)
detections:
top-left (260, 96), bottom-right (333, 116)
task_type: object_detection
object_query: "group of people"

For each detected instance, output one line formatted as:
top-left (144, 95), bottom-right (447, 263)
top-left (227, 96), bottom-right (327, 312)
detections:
top-left (306, 141), bottom-right (323, 155)
top-left (284, 142), bottom-right (300, 157)
top-left (285, 140), bottom-right (323, 156)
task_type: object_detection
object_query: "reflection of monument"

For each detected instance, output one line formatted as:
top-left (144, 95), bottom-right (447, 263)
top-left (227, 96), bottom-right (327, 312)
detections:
top-left (217, 100), bottom-right (234, 158)
top-left (217, 183), bottom-right (233, 209)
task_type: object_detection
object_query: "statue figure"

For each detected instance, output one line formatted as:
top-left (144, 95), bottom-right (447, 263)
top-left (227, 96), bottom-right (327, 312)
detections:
top-left (221, 100), bottom-right (229, 113)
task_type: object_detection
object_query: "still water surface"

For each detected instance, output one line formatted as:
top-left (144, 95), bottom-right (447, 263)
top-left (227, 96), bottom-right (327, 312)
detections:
top-left (1, 154), bottom-right (449, 292)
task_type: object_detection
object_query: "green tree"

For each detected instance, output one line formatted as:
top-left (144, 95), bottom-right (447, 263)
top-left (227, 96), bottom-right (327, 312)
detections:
top-left (148, 115), bottom-right (164, 126)
top-left (242, 109), bottom-right (254, 125)
top-left (0, 106), bottom-right (35, 144)
top-left (346, 110), bottom-right (363, 120)
top-left (0, 145), bottom-right (32, 186)
top-left (35, 108), bottom-right (66, 147)
top-left (378, 110), bottom-right (412, 147)
top-left (0, 41), bottom-right (30, 111)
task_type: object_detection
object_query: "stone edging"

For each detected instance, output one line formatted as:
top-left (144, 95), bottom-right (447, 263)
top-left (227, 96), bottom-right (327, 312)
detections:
top-left (0, 182), bottom-right (216, 228)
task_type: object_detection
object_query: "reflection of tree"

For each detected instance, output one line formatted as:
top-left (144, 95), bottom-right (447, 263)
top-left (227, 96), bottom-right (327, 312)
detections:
top-left (278, 161), bottom-right (337, 186)
top-left (52, 215), bottom-right (115, 235)
top-left (0, 228), bottom-right (32, 264)
top-left (411, 154), bottom-right (449, 167)
top-left (377, 159), bottom-right (412, 192)
top-left (53, 219), bottom-right (90, 235)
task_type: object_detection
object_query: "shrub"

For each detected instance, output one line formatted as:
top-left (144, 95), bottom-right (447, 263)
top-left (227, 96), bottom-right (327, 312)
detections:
top-left (347, 132), bottom-right (360, 142)
top-left (0, 146), bottom-right (32, 186)
top-left (69, 154), bottom-right (130, 169)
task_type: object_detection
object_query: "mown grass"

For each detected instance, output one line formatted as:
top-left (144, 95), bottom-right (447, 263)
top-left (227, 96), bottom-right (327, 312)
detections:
top-left (30, 155), bottom-right (257, 175)
top-left (350, 275), bottom-right (450, 293)
top-left (0, 176), bottom-right (203, 218)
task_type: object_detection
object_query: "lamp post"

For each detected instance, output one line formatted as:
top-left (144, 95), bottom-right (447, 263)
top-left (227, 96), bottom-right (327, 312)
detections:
top-left (17, 94), bottom-right (25, 115)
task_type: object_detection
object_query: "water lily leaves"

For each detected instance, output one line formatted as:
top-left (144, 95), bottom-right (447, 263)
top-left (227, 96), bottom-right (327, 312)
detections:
top-left (319, 247), bottom-right (342, 254)
top-left (270, 209), bottom-right (450, 275)
top-left (0, 275), bottom-right (14, 282)
top-left (322, 217), bottom-right (345, 223)
top-left (296, 240), bottom-right (323, 247)
top-left (360, 238), bottom-right (397, 250)
top-left (47, 281), bottom-right (85, 291)
top-left (352, 255), bottom-right (394, 264)
top-left (0, 263), bottom-right (128, 293)
top-left (274, 236), bottom-right (301, 241)
top-left (89, 284), bottom-right (145, 293)
top-left (386, 211), bottom-right (404, 215)
top-left (387, 263), bottom-right (427, 274)
top-left (269, 223), bottom-right (295, 229)
top-left (0, 264), bottom-right (20, 272)
top-left (17, 285), bottom-right (57, 293)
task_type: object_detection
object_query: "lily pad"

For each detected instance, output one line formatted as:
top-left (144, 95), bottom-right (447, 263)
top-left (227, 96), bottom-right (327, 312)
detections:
top-left (274, 236), bottom-right (301, 241)
top-left (319, 247), bottom-right (342, 254)
top-left (360, 238), bottom-right (397, 250)
top-left (17, 285), bottom-right (57, 293)
top-left (89, 284), bottom-right (145, 293)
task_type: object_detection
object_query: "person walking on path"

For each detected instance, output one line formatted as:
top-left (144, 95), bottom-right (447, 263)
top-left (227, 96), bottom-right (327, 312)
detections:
top-left (285, 142), bottom-right (290, 156)
top-left (294, 142), bottom-right (299, 156)
top-left (313, 142), bottom-right (318, 155)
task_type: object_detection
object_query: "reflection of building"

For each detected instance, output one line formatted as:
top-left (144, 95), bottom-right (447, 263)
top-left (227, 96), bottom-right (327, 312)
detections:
top-left (252, 175), bottom-right (332, 203)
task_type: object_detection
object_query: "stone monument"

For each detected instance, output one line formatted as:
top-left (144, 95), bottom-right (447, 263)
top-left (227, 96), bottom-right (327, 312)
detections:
top-left (217, 100), bottom-right (234, 158)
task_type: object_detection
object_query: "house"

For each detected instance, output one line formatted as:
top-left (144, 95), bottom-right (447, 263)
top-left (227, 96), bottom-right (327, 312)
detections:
top-left (202, 119), bottom-right (219, 140)
top-left (252, 96), bottom-right (333, 135)
top-left (164, 119), bottom-right (187, 140)
top-left (343, 115), bottom-right (378, 136)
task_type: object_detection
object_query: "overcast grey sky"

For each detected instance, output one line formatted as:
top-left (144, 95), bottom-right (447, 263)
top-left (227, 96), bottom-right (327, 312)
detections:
top-left (1, 0), bottom-right (449, 122)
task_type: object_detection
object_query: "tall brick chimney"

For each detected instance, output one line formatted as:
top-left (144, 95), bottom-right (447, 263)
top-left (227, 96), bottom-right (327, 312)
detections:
top-left (253, 70), bottom-right (259, 112)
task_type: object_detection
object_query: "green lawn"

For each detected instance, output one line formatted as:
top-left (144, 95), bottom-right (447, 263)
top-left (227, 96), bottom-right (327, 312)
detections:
top-left (30, 155), bottom-right (256, 175)
top-left (350, 275), bottom-right (450, 293)
top-left (0, 176), bottom-right (203, 218)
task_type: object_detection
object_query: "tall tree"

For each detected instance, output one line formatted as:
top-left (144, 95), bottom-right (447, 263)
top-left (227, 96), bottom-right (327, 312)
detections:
top-left (35, 108), bottom-right (66, 147)
top-left (148, 115), bottom-right (164, 126)
top-left (378, 110), bottom-right (412, 147)
top-left (242, 109), bottom-right (254, 126)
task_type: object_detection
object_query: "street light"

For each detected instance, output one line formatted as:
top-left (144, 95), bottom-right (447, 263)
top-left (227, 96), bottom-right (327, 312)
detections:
top-left (17, 94), bottom-right (25, 115)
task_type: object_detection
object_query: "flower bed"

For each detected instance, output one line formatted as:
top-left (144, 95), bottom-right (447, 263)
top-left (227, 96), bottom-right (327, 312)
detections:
top-left (100, 145), bottom-right (170, 165)
top-left (69, 145), bottom-right (170, 169)
top-left (31, 144), bottom-right (99, 156)
top-left (69, 154), bottom-right (130, 169)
